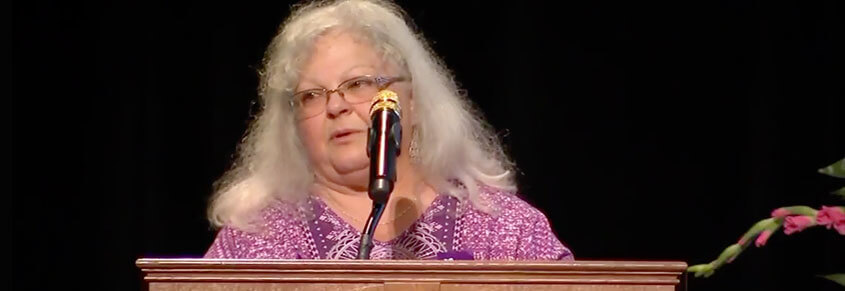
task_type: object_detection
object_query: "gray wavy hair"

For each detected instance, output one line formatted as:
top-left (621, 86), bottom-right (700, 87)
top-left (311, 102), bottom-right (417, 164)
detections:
top-left (208, 0), bottom-right (516, 229)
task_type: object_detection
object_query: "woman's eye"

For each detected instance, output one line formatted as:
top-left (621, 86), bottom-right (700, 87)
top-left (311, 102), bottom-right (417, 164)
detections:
top-left (300, 92), bottom-right (320, 103)
top-left (347, 79), bottom-right (373, 89)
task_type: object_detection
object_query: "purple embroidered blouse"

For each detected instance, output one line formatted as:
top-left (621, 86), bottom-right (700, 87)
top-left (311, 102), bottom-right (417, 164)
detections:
top-left (205, 187), bottom-right (573, 260)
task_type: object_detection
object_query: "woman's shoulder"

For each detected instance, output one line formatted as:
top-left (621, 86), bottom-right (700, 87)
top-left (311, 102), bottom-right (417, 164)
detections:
top-left (465, 186), bottom-right (548, 221)
top-left (455, 186), bottom-right (574, 260)
top-left (204, 199), bottom-right (316, 259)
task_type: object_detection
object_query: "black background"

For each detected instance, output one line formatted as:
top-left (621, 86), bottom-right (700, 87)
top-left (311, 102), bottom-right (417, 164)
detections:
top-left (12, 0), bottom-right (844, 290)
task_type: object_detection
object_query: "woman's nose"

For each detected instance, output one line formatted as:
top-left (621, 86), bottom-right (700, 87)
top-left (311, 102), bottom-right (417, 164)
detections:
top-left (325, 90), bottom-right (351, 118)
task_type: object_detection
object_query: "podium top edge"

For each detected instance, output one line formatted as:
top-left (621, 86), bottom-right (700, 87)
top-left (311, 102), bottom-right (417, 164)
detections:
top-left (136, 258), bottom-right (687, 271)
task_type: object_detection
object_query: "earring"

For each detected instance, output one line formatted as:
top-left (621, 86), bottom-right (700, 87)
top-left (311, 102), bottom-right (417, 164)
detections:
top-left (409, 126), bottom-right (421, 163)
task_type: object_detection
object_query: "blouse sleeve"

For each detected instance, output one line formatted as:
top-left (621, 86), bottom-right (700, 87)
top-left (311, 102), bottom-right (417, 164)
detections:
top-left (203, 222), bottom-right (310, 259)
top-left (204, 226), bottom-right (241, 258)
top-left (516, 208), bottom-right (575, 260)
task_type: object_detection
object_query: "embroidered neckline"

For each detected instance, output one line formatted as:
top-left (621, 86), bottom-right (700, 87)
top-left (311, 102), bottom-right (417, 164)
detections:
top-left (311, 194), bottom-right (450, 245)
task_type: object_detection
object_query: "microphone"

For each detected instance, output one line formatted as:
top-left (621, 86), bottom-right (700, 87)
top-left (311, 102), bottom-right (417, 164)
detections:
top-left (357, 89), bottom-right (402, 259)
top-left (367, 89), bottom-right (402, 203)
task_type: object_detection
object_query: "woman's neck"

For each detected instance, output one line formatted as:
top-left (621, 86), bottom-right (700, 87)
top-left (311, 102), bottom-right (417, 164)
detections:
top-left (314, 153), bottom-right (422, 201)
top-left (312, 157), bottom-right (438, 241)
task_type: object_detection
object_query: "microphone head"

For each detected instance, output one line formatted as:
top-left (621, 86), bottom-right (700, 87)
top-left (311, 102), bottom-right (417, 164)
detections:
top-left (369, 89), bottom-right (401, 118)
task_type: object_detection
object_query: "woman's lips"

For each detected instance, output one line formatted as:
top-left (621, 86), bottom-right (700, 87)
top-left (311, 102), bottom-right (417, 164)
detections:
top-left (330, 129), bottom-right (362, 141)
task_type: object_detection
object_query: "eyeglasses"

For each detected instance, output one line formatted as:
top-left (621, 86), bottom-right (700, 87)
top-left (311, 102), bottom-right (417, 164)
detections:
top-left (290, 75), bottom-right (407, 119)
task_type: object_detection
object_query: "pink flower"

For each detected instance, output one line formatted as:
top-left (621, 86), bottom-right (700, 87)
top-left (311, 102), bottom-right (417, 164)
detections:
top-left (835, 222), bottom-right (845, 235)
top-left (816, 206), bottom-right (845, 229)
top-left (815, 206), bottom-right (845, 235)
top-left (754, 230), bottom-right (773, 247)
top-left (784, 215), bottom-right (815, 235)
top-left (771, 208), bottom-right (791, 218)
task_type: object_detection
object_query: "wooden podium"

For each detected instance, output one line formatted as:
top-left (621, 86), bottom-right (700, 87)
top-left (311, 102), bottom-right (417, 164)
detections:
top-left (136, 259), bottom-right (687, 290)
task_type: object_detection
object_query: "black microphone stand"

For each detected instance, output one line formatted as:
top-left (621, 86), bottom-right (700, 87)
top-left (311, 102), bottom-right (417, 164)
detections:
top-left (357, 178), bottom-right (395, 259)
top-left (357, 179), bottom-right (390, 259)
top-left (357, 203), bottom-right (385, 259)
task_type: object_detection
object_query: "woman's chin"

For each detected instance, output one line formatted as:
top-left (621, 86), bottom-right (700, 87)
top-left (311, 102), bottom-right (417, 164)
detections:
top-left (331, 167), bottom-right (369, 191)
top-left (329, 156), bottom-right (369, 176)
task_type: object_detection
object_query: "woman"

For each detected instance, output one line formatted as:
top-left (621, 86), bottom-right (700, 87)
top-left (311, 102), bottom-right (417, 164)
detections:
top-left (204, 0), bottom-right (573, 260)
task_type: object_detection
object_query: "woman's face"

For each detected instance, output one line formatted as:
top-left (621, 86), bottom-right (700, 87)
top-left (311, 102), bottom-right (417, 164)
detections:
top-left (295, 29), bottom-right (413, 191)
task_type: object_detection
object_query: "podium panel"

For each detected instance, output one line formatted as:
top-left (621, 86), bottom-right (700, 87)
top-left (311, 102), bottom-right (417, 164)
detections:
top-left (137, 259), bottom-right (686, 291)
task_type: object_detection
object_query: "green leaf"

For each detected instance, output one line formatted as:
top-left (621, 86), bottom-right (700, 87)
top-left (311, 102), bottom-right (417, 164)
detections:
top-left (819, 273), bottom-right (845, 287)
top-left (782, 206), bottom-right (819, 216)
top-left (688, 264), bottom-right (715, 278)
top-left (819, 158), bottom-right (845, 178)
top-left (739, 218), bottom-right (780, 246)
top-left (833, 187), bottom-right (845, 199)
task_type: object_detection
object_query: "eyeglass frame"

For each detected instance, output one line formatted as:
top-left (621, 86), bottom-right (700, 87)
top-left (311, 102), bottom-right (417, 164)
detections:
top-left (288, 75), bottom-right (409, 117)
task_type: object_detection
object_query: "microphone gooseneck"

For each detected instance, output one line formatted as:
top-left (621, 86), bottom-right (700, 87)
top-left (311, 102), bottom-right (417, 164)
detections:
top-left (357, 89), bottom-right (402, 259)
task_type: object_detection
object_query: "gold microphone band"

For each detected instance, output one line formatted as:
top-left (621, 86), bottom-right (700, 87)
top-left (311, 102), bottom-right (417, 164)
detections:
top-left (370, 90), bottom-right (401, 117)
